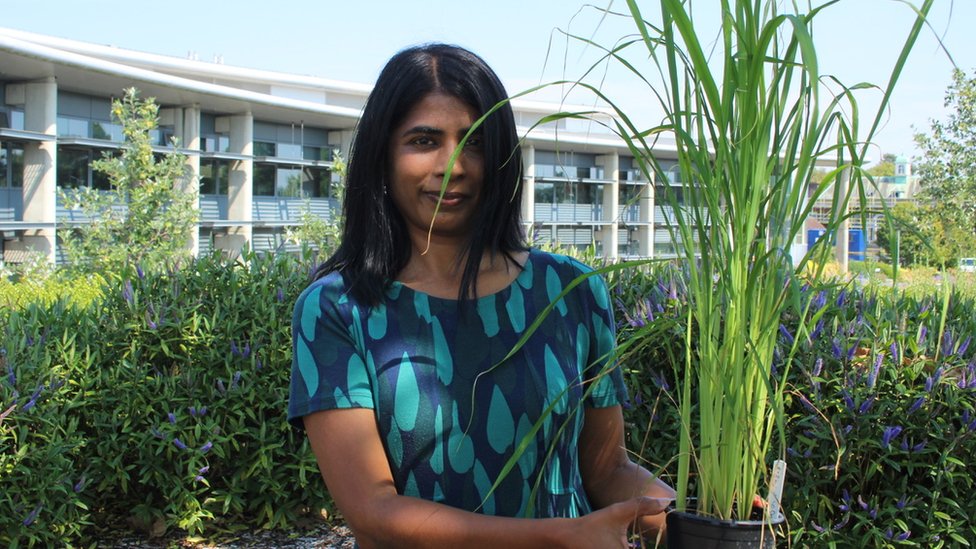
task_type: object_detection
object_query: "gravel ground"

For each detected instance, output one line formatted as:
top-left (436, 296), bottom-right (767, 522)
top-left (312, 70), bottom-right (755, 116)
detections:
top-left (95, 522), bottom-right (356, 548)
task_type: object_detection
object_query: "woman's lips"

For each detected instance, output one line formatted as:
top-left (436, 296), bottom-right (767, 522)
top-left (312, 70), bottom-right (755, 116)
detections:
top-left (425, 191), bottom-right (465, 206)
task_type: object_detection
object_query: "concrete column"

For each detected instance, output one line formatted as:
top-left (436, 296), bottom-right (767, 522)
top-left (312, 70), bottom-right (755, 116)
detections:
top-left (598, 153), bottom-right (619, 259)
top-left (12, 78), bottom-right (57, 264)
top-left (220, 113), bottom-right (252, 257)
top-left (181, 105), bottom-right (201, 256)
top-left (522, 145), bottom-right (536, 239)
top-left (639, 173), bottom-right (655, 258)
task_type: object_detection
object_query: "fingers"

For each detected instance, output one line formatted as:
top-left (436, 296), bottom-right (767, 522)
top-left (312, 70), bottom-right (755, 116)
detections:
top-left (626, 495), bottom-right (673, 517)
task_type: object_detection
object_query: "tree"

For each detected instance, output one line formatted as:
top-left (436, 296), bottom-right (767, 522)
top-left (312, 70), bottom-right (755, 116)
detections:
top-left (876, 201), bottom-right (974, 268)
top-left (914, 69), bottom-right (976, 254)
top-left (284, 151), bottom-right (346, 260)
top-left (867, 153), bottom-right (897, 177)
top-left (59, 88), bottom-right (198, 273)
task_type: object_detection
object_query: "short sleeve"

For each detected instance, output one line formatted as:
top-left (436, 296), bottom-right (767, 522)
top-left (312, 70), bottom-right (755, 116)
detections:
top-left (288, 275), bottom-right (375, 429)
top-left (580, 269), bottom-right (629, 408)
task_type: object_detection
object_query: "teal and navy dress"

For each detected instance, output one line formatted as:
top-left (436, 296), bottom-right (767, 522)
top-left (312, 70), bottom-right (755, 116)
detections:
top-left (288, 248), bottom-right (628, 518)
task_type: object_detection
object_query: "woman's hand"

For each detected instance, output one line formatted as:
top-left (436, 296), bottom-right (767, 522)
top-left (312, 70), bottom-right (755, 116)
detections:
top-left (562, 496), bottom-right (670, 548)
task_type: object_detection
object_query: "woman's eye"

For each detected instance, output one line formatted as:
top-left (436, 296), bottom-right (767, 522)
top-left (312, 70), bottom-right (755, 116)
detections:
top-left (411, 136), bottom-right (435, 146)
top-left (465, 136), bottom-right (483, 148)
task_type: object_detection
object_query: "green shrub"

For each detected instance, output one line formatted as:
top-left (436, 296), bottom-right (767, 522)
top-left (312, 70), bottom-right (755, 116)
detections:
top-left (613, 266), bottom-right (976, 547)
top-left (1, 251), bottom-right (331, 545)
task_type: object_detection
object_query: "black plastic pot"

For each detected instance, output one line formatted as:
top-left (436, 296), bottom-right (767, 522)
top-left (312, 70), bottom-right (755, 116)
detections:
top-left (666, 508), bottom-right (785, 549)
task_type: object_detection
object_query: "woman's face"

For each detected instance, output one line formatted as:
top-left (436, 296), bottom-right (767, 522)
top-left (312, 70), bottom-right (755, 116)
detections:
top-left (387, 92), bottom-right (484, 242)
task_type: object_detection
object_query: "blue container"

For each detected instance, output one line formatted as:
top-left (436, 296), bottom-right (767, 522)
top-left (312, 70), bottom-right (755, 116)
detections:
top-left (807, 228), bottom-right (866, 261)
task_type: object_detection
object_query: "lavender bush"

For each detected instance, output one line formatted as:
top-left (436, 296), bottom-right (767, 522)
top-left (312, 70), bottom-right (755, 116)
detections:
top-left (1, 251), bottom-right (330, 546)
top-left (614, 264), bottom-right (976, 547)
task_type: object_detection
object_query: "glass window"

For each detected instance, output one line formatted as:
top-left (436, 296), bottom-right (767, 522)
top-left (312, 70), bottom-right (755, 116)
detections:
top-left (0, 146), bottom-right (7, 188)
top-left (302, 167), bottom-right (330, 198)
top-left (199, 159), bottom-right (230, 195)
top-left (57, 148), bottom-right (91, 188)
top-left (91, 121), bottom-right (124, 141)
top-left (577, 183), bottom-right (604, 205)
top-left (9, 144), bottom-right (24, 187)
top-left (276, 167), bottom-right (303, 198)
top-left (253, 142), bottom-right (276, 157)
top-left (57, 117), bottom-right (91, 138)
top-left (277, 143), bottom-right (302, 159)
top-left (535, 182), bottom-right (554, 203)
top-left (619, 184), bottom-right (642, 206)
top-left (253, 164), bottom-right (276, 196)
top-left (11, 110), bottom-right (25, 131)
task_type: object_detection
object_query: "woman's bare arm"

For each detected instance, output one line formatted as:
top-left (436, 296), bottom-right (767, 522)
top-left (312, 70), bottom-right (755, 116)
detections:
top-left (304, 407), bottom-right (666, 548)
top-left (578, 405), bottom-right (675, 539)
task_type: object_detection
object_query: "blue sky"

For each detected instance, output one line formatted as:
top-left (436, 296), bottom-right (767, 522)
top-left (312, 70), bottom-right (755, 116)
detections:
top-left (3, 0), bottom-right (974, 160)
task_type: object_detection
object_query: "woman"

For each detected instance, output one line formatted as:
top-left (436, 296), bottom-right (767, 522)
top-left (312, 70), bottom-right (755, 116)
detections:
top-left (288, 43), bottom-right (674, 548)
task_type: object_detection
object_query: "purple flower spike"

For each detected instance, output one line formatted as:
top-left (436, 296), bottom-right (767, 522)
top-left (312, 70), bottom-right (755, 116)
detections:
top-left (908, 396), bottom-right (925, 414)
top-left (168, 412), bottom-right (177, 424)
top-left (836, 289), bottom-right (847, 307)
top-left (230, 341), bottom-right (239, 357)
top-left (136, 264), bottom-right (145, 279)
top-left (199, 406), bottom-right (208, 416)
top-left (912, 441), bottom-right (927, 452)
top-left (859, 395), bottom-right (876, 414)
top-left (896, 531), bottom-right (911, 541)
top-left (958, 336), bottom-right (971, 357)
top-left (897, 495), bottom-right (907, 510)
top-left (857, 494), bottom-right (868, 511)
top-left (779, 324), bottom-right (795, 346)
top-left (918, 326), bottom-right (927, 347)
top-left (900, 438), bottom-right (910, 451)
top-left (882, 425), bottom-right (903, 448)
top-left (194, 475), bottom-right (205, 482)
top-left (812, 357), bottom-right (823, 378)
top-left (173, 438), bottom-right (188, 450)
top-left (277, 287), bottom-right (285, 302)
top-left (217, 379), bottom-right (226, 394)
top-left (868, 353), bottom-right (883, 388)
top-left (841, 390), bottom-right (856, 411)
top-left (811, 521), bottom-right (825, 533)
top-left (199, 465), bottom-right (210, 474)
top-left (6, 366), bottom-right (14, 387)
top-left (74, 475), bottom-right (87, 493)
top-left (889, 341), bottom-right (899, 364)
top-left (798, 393), bottom-right (817, 414)
top-left (925, 376), bottom-right (934, 392)
top-left (242, 343), bottom-right (251, 359)
top-left (189, 406), bottom-right (197, 417)
top-left (199, 441), bottom-right (213, 454)
top-left (22, 504), bottom-right (41, 526)
top-left (943, 331), bottom-right (955, 355)
top-left (22, 398), bottom-right (37, 412)
top-left (832, 338), bottom-right (843, 360)
top-left (833, 515), bottom-right (849, 530)
top-left (811, 319), bottom-right (825, 341)
top-left (122, 280), bottom-right (134, 304)
top-left (231, 371), bottom-right (242, 389)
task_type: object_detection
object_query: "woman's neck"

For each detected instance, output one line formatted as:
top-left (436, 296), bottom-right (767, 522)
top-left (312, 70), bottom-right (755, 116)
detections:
top-left (396, 237), bottom-right (526, 300)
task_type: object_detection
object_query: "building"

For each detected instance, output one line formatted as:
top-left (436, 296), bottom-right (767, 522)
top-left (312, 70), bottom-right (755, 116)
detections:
top-left (0, 27), bottom-right (701, 266)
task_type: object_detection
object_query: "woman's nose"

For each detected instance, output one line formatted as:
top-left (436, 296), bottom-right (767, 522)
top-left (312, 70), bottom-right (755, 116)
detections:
top-left (437, 143), bottom-right (466, 177)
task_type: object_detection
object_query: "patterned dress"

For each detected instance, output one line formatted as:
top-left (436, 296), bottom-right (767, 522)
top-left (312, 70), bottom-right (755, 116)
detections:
top-left (288, 248), bottom-right (628, 518)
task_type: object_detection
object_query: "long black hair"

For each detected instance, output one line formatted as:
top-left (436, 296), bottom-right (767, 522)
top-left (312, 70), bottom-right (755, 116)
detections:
top-left (314, 43), bottom-right (526, 306)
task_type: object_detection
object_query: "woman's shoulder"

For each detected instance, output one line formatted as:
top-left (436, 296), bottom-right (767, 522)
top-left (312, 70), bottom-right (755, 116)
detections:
top-left (528, 248), bottom-right (599, 279)
top-left (294, 271), bottom-right (359, 314)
